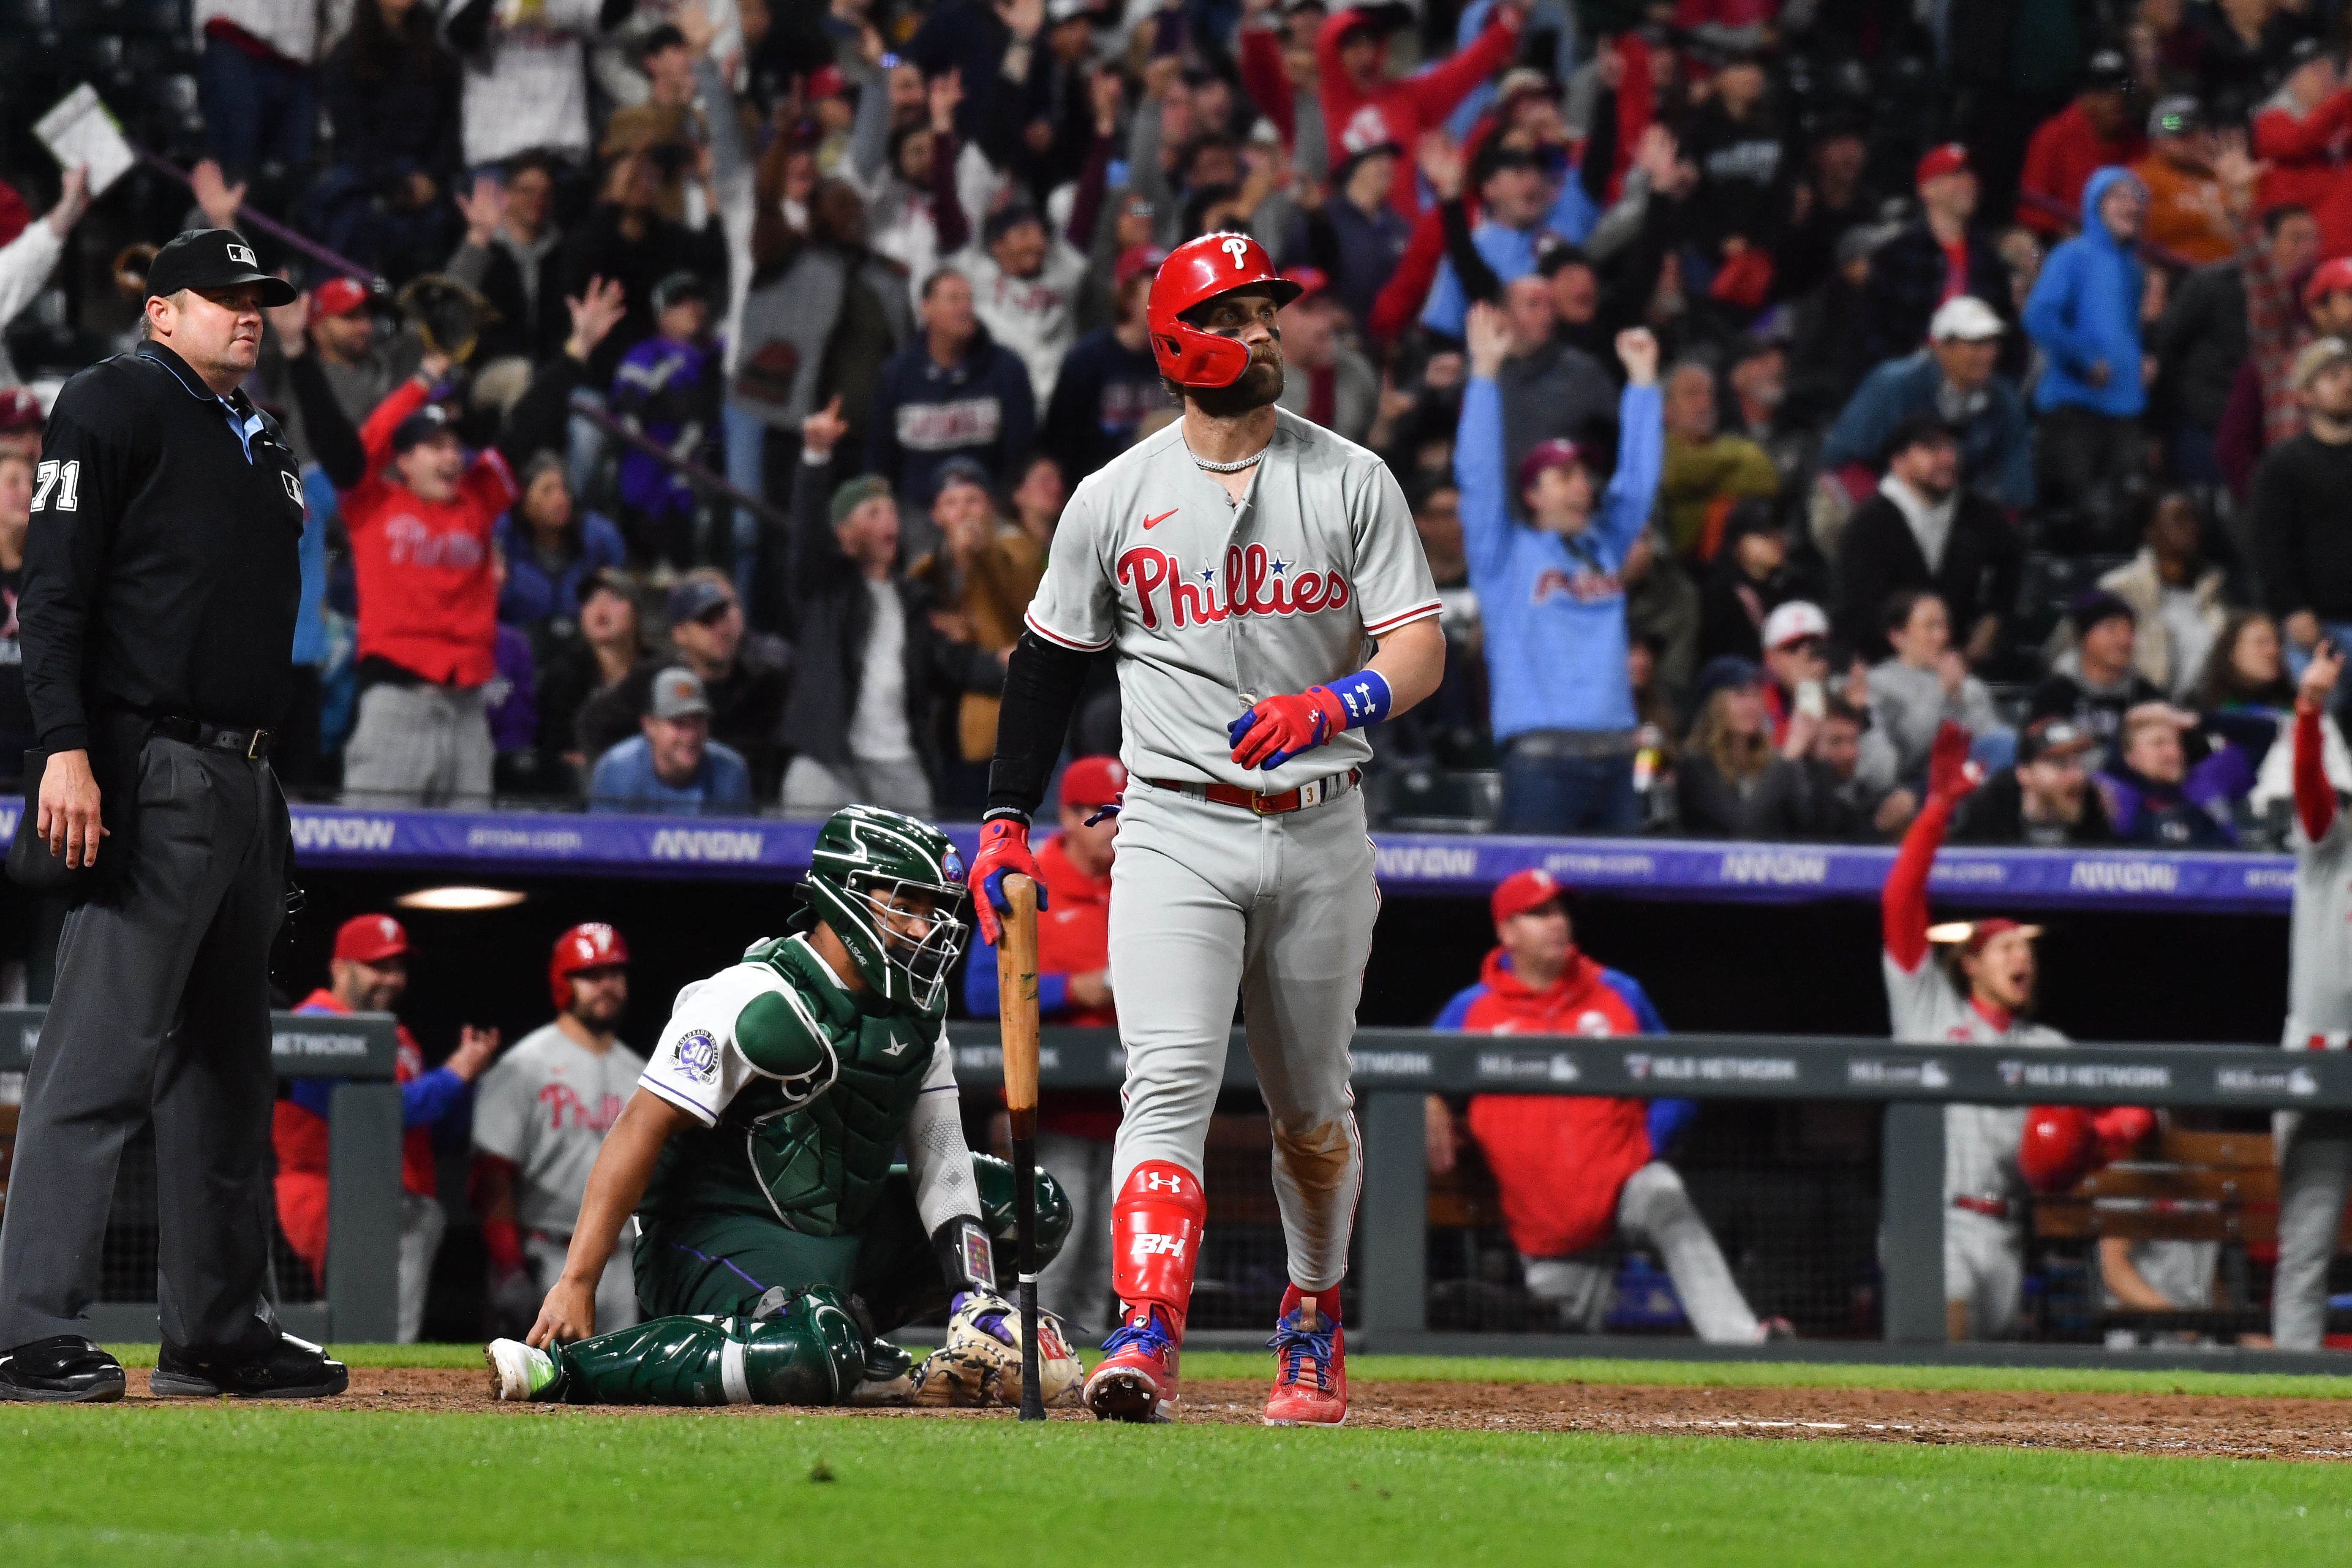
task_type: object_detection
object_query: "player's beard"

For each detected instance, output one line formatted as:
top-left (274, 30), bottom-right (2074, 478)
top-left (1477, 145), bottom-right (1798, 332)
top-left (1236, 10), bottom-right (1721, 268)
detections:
top-left (568, 991), bottom-right (627, 1032)
top-left (1188, 343), bottom-right (1285, 419)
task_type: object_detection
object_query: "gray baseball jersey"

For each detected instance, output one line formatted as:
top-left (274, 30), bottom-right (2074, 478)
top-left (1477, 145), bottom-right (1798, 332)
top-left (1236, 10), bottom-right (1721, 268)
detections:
top-left (2273, 747), bottom-right (2352, 1348)
top-left (471, 1024), bottom-right (648, 1234)
top-left (1023, 406), bottom-right (1442, 792)
top-left (1882, 953), bottom-right (2068, 1206)
top-left (2284, 804), bottom-right (2352, 1045)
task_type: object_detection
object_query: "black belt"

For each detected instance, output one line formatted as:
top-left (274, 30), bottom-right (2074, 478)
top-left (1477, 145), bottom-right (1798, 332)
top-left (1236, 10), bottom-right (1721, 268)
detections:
top-left (152, 715), bottom-right (272, 760)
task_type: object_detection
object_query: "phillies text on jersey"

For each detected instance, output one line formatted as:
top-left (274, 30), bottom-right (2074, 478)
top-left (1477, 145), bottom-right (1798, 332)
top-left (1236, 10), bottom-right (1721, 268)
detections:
top-left (1023, 406), bottom-right (1440, 792)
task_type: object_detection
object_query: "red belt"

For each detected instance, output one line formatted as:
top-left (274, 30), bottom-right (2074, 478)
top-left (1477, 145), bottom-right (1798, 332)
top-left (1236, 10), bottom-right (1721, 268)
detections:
top-left (1146, 768), bottom-right (1361, 815)
top-left (1951, 1195), bottom-right (2013, 1220)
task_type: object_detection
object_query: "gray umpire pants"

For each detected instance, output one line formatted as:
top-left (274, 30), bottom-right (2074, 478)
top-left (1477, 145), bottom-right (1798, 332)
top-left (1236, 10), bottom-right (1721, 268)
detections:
top-left (2272, 1111), bottom-right (2352, 1350)
top-left (0, 738), bottom-right (289, 1351)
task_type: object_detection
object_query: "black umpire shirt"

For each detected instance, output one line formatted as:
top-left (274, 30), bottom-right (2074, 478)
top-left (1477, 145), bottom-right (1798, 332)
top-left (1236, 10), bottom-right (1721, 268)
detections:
top-left (20, 342), bottom-right (304, 754)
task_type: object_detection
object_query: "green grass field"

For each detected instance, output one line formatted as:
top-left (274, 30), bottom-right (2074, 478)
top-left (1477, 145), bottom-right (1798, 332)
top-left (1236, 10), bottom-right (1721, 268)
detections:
top-left (8, 1350), bottom-right (2352, 1566)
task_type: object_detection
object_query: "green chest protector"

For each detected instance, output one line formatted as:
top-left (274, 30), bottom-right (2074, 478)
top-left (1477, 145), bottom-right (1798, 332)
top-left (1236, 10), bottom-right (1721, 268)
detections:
top-left (651, 936), bottom-right (943, 1236)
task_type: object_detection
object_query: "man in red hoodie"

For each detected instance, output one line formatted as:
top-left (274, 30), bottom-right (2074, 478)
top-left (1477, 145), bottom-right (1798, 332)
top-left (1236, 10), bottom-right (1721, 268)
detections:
top-left (1442, 869), bottom-right (1778, 1341)
top-left (966, 754), bottom-right (1124, 1328)
top-left (272, 915), bottom-right (498, 1341)
top-left (302, 342), bottom-right (517, 807)
top-left (2015, 48), bottom-right (2142, 238)
top-left (1317, 1), bottom-right (1522, 220)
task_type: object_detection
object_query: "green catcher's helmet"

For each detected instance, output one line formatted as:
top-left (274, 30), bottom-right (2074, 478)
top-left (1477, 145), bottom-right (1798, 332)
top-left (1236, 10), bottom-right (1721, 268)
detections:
top-left (801, 806), bottom-right (972, 1013)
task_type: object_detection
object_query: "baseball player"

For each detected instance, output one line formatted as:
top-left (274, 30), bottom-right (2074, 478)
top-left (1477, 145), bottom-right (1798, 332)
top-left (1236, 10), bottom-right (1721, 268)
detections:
top-left (965, 232), bottom-right (1449, 1426)
top-left (2268, 642), bottom-right (2352, 1350)
top-left (1883, 722), bottom-right (2070, 1340)
top-left (1442, 870), bottom-right (1781, 1342)
top-left (472, 923), bottom-right (648, 1336)
top-left (483, 806), bottom-right (1076, 1407)
top-left (277, 915), bottom-right (498, 1342)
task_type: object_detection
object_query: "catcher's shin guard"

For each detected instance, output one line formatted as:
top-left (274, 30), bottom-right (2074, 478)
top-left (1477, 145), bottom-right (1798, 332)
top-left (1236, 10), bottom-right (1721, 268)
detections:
top-left (1085, 1160), bottom-right (1205, 1421)
top-left (545, 1289), bottom-right (866, 1406)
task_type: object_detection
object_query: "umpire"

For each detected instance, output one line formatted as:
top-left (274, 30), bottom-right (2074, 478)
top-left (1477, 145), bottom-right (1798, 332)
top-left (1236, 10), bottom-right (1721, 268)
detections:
top-left (0, 231), bottom-right (347, 1401)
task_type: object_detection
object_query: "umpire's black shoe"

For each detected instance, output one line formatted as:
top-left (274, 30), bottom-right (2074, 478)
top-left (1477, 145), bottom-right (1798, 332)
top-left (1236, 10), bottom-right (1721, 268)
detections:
top-left (0, 1335), bottom-right (127, 1402)
top-left (151, 1331), bottom-right (348, 1399)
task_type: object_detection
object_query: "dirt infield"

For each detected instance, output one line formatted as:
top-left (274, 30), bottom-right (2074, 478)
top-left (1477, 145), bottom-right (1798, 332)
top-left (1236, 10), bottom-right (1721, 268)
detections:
top-left (107, 1369), bottom-right (2352, 1460)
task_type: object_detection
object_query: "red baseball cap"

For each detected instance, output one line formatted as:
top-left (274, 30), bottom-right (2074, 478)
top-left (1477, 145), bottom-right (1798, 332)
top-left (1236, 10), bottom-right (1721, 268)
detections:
top-left (333, 913), bottom-right (409, 965)
top-left (808, 64), bottom-right (847, 99)
top-left (1280, 266), bottom-right (1329, 305)
top-left (0, 386), bottom-right (41, 433)
top-left (1113, 244), bottom-right (1167, 291)
top-left (1915, 143), bottom-right (1971, 186)
top-left (1491, 868), bottom-right (1568, 926)
top-left (1514, 438), bottom-right (1584, 495)
top-left (2306, 255), bottom-right (2352, 307)
top-left (311, 276), bottom-right (370, 318)
top-left (1061, 755), bottom-right (1128, 809)
top-left (1948, 916), bottom-right (2042, 956)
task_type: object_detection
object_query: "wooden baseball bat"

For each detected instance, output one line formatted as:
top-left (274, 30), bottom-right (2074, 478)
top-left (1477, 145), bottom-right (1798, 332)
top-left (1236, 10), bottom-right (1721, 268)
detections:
top-left (996, 873), bottom-right (1045, 1421)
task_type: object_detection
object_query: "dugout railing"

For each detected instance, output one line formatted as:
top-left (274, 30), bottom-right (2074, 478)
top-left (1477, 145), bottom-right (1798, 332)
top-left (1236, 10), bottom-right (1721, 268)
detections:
top-left (8, 1015), bottom-right (2347, 1364)
top-left (0, 1008), bottom-right (404, 1344)
top-left (946, 1025), bottom-right (2352, 1368)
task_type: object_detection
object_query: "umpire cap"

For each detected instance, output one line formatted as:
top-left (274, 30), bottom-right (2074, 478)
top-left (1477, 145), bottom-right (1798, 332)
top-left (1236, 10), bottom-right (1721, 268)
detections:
top-left (145, 229), bottom-right (297, 305)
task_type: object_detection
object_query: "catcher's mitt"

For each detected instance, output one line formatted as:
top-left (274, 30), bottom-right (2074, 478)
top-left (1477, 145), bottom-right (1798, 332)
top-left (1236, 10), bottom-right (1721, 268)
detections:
top-left (910, 1291), bottom-right (1084, 1408)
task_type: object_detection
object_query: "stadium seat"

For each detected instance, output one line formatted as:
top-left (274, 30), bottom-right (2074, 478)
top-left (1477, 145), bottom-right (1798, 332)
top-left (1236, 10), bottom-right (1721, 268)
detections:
top-left (2012, 550), bottom-right (2133, 652)
top-left (54, 0), bottom-right (183, 35)
top-left (1381, 768), bottom-right (1500, 832)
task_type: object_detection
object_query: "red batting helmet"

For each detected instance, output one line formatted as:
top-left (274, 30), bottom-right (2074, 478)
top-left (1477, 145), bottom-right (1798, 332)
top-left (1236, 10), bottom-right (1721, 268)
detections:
top-left (1147, 231), bottom-right (1304, 388)
top-left (549, 922), bottom-right (629, 1010)
top-left (2017, 1104), bottom-right (2098, 1195)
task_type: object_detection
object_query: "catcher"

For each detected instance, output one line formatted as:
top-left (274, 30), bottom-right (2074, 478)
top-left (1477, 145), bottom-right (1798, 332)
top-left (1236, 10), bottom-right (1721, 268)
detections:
top-left (483, 805), bottom-right (1080, 1407)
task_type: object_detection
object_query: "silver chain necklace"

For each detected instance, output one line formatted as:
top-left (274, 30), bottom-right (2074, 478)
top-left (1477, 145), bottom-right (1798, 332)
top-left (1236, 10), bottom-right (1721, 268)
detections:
top-left (1187, 441), bottom-right (1270, 474)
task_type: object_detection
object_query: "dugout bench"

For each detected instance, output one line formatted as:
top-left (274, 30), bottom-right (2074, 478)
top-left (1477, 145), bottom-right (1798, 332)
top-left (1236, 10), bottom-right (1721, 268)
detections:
top-left (0, 1006), bottom-right (403, 1344)
top-left (947, 1025), bottom-right (2352, 1367)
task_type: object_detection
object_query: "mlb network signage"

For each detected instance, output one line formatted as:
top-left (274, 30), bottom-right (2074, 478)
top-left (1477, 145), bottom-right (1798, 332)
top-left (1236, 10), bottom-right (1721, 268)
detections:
top-left (0, 803), bottom-right (2304, 906)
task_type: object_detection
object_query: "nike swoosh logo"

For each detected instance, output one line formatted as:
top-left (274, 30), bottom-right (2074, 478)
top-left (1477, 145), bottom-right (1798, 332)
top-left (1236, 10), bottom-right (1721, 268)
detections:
top-left (1143, 509), bottom-right (1178, 530)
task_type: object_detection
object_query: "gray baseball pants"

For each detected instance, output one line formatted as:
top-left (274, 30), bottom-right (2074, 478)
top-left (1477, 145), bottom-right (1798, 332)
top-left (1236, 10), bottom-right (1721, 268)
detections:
top-left (1945, 1207), bottom-right (2024, 1341)
top-left (2272, 1111), bottom-right (2352, 1350)
top-left (1035, 1132), bottom-right (1114, 1330)
top-left (1105, 779), bottom-right (1377, 1294)
top-left (1520, 1162), bottom-right (1761, 1342)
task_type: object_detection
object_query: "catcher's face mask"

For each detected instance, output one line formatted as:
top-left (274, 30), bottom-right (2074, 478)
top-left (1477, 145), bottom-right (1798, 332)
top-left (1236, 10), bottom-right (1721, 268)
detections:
top-left (858, 879), bottom-right (970, 1013)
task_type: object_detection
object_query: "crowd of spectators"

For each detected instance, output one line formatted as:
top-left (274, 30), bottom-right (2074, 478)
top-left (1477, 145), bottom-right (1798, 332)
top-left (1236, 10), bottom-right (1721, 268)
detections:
top-left (6, 0), bottom-right (2352, 843)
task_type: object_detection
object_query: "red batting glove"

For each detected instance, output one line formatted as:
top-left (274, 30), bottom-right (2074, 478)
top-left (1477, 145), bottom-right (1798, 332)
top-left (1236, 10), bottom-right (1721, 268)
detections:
top-left (1926, 719), bottom-right (1980, 803)
top-left (2091, 1105), bottom-right (2157, 1163)
top-left (1228, 687), bottom-right (1350, 770)
top-left (967, 818), bottom-right (1046, 946)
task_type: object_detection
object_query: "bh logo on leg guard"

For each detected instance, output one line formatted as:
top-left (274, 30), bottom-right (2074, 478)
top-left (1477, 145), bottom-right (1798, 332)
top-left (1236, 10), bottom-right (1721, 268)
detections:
top-left (1112, 1160), bottom-right (1207, 1322)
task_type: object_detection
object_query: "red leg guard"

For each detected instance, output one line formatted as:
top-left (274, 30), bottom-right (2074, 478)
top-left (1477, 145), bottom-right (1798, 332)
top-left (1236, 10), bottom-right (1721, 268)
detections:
top-left (1111, 1160), bottom-right (1208, 1337)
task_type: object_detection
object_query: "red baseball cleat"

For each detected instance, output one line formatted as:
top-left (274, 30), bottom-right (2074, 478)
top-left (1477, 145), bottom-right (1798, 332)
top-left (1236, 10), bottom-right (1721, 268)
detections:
top-left (1263, 1286), bottom-right (1346, 1426)
top-left (1085, 1306), bottom-right (1180, 1421)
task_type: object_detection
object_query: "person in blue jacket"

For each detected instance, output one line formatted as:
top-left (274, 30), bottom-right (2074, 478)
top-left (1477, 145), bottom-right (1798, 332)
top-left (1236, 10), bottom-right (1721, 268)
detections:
top-left (2022, 165), bottom-right (2149, 545)
top-left (1459, 303), bottom-right (1662, 833)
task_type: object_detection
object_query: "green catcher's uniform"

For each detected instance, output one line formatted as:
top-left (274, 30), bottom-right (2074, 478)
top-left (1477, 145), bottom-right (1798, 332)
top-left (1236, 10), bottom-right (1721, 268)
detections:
top-left (536, 931), bottom-right (1068, 1406)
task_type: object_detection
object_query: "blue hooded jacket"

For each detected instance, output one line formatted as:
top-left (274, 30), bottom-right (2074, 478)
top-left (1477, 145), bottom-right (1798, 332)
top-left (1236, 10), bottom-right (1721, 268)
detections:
top-left (2022, 166), bottom-right (2147, 419)
top-left (1456, 373), bottom-right (1663, 738)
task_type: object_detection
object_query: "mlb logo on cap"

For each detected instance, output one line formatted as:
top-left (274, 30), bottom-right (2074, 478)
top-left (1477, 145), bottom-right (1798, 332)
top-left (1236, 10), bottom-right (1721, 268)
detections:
top-left (227, 242), bottom-right (257, 267)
